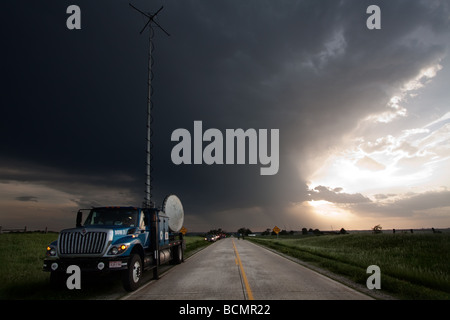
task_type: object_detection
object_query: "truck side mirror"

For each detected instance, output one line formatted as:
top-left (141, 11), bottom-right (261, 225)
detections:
top-left (76, 210), bottom-right (83, 227)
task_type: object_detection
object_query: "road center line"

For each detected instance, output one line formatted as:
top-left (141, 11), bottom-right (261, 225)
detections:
top-left (232, 239), bottom-right (254, 300)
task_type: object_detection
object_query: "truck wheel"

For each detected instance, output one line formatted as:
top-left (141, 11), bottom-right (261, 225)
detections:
top-left (173, 245), bottom-right (183, 264)
top-left (122, 254), bottom-right (142, 292)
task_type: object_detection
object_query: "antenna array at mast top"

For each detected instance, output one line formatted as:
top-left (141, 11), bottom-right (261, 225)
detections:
top-left (129, 3), bottom-right (170, 36)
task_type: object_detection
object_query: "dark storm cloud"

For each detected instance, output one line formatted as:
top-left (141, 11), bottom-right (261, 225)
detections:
top-left (389, 190), bottom-right (450, 213)
top-left (305, 187), bottom-right (450, 220)
top-left (309, 186), bottom-right (371, 204)
top-left (15, 196), bottom-right (38, 202)
top-left (1, 0), bottom-right (450, 230)
top-left (346, 190), bottom-right (450, 219)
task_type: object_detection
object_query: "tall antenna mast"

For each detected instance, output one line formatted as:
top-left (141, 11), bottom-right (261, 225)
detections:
top-left (130, 3), bottom-right (170, 208)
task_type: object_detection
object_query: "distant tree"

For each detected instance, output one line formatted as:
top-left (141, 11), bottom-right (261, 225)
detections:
top-left (301, 228), bottom-right (308, 235)
top-left (432, 227), bottom-right (442, 234)
top-left (339, 228), bottom-right (348, 234)
top-left (208, 228), bottom-right (225, 235)
top-left (237, 227), bottom-right (252, 236)
top-left (372, 225), bottom-right (382, 234)
top-left (261, 228), bottom-right (271, 236)
top-left (313, 229), bottom-right (322, 235)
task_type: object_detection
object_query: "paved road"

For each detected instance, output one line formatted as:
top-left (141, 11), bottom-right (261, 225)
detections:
top-left (123, 237), bottom-right (372, 300)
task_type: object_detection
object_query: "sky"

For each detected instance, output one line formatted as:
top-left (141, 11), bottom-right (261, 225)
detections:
top-left (1, 0), bottom-right (450, 232)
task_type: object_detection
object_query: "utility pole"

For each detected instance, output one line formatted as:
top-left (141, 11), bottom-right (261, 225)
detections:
top-left (130, 3), bottom-right (170, 208)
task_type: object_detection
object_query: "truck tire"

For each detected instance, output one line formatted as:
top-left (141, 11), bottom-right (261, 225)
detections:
top-left (173, 245), bottom-right (183, 264)
top-left (122, 254), bottom-right (142, 292)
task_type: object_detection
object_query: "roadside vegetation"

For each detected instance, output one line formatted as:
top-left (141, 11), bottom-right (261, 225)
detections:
top-left (248, 232), bottom-right (450, 300)
top-left (0, 232), bottom-right (211, 299)
top-left (184, 235), bottom-right (213, 257)
top-left (0, 232), bottom-right (59, 299)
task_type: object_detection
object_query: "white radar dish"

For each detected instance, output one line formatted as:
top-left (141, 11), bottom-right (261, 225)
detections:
top-left (162, 194), bottom-right (184, 233)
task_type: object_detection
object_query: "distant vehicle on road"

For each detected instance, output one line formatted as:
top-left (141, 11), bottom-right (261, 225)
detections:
top-left (204, 234), bottom-right (218, 242)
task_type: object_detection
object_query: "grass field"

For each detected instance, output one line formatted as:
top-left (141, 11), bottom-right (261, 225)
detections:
top-left (0, 232), bottom-right (58, 299)
top-left (248, 232), bottom-right (450, 300)
top-left (0, 233), bottom-right (210, 299)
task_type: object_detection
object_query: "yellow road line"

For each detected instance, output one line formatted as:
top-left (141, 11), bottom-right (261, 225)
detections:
top-left (232, 239), bottom-right (254, 300)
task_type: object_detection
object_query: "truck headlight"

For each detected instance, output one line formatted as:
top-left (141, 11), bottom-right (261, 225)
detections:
top-left (46, 245), bottom-right (57, 257)
top-left (108, 244), bottom-right (129, 255)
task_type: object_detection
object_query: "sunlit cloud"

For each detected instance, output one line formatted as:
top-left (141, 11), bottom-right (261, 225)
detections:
top-left (309, 111), bottom-right (450, 194)
top-left (304, 58), bottom-right (450, 228)
top-left (364, 63), bottom-right (442, 124)
top-left (365, 96), bottom-right (408, 124)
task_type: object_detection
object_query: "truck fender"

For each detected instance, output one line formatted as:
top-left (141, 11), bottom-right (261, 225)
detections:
top-left (130, 243), bottom-right (145, 263)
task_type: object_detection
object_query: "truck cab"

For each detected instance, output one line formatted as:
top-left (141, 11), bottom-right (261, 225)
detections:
top-left (44, 203), bottom-right (184, 291)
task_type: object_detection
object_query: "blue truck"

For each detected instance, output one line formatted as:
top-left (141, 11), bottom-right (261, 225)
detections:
top-left (43, 195), bottom-right (185, 291)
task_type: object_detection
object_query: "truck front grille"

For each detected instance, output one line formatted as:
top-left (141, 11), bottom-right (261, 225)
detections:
top-left (59, 231), bottom-right (107, 255)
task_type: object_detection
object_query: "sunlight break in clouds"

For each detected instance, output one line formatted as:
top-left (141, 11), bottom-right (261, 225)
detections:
top-left (306, 61), bottom-right (450, 227)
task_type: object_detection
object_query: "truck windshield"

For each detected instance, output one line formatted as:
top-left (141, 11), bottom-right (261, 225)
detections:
top-left (84, 208), bottom-right (139, 227)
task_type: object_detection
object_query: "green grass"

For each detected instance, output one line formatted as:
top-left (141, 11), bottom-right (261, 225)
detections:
top-left (184, 235), bottom-right (212, 257)
top-left (0, 233), bottom-right (211, 299)
top-left (248, 233), bottom-right (450, 300)
top-left (0, 232), bottom-right (59, 299)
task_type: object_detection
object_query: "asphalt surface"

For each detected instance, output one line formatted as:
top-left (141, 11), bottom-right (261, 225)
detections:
top-left (123, 237), bottom-right (372, 300)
